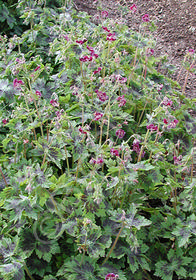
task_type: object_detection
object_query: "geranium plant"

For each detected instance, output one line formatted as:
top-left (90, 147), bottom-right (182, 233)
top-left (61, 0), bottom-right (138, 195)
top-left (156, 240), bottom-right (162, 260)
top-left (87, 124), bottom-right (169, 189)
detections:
top-left (0, 0), bottom-right (196, 279)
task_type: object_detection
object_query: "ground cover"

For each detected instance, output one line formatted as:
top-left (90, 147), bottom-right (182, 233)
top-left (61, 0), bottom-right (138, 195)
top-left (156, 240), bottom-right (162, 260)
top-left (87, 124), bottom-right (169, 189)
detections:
top-left (0, 1), bottom-right (196, 280)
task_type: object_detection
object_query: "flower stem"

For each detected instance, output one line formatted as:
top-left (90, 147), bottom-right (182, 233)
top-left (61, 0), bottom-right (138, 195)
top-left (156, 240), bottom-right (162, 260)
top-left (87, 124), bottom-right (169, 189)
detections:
top-left (0, 168), bottom-right (8, 187)
top-left (102, 222), bottom-right (125, 265)
top-left (138, 129), bottom-right (150, 162)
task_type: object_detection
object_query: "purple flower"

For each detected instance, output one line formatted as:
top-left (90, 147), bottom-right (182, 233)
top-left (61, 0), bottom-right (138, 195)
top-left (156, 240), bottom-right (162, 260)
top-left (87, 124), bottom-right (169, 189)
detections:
top-left (167, 119), bottom-right (179, 129)
top-left (132, 139), bottom-right (145, 157)
top-left (76, 39), bottom-right (87, 44)
top-left (101, 10), bottom-right (109, 18)
top-left (106, 33), bottom-right (116, 41)
top-left (116, 129), bottom-right (125, 138)
top-left (110, 148), bottom-right (120, 157)
top-left (93, 67), bottom-right (102, 74)
top-left (94, 112), bottom-right (103, 121)
top-left (130, 4), bottom-right (137, 13)
top-left (188, 49), bottom-right (195, 54)
top-left (142, 14), bottom-right (150, 22)
top-left (35, 90), bottom-right (42, 97)
top-left (79, 55), bottom-right (93, 62)
top-left (90, 158), bottom-right (96, 164)
top-left (173, 155), bottom-right (182, 165)
top-left (63, 34), bottom-right (69, 41)
top-left (2, 119), bottom-right (8, 125)
top-left (13, 78), bottom-right (24, 89)
top-left (105, 273), bottom-right (119, 280)
top-left (157, 84), bottom-right (163, 92)
top-left (79, 126), bottom-right (87, 134)
top-left (50, 99), bottom-right (59, 107)
top-left (96, 90), bottom-right (108, 102)
top-left (86, 45), bottom-right (99, 58)
top-left (146, 124), bottom-right (158, 131)
top-left (34, 65), bottom-right (41, 71)
top-left (102, 26), bottom-right (110, 32)
top-left (147, 48), bottom-right (154, 56)
top-left (55, 110), bottom-right (64, 120)
top-left (162, 97), bottom-right (173, 106)
top-left (96, 157), bottom-right (104, 165)
top-left (117, 95), bottom-right (126, 107)
top-left (163, 118), bottom-right (168, 124)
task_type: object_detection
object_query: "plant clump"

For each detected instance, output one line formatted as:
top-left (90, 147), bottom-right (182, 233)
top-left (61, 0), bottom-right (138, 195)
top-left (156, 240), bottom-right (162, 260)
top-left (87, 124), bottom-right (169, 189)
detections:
top-left (0, 1), bottom-right (196, 280)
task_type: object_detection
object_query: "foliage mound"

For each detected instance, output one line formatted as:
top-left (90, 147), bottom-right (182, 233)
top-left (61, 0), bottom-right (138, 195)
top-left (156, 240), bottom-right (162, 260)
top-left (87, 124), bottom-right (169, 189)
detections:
top-left (0, 1), bottom-right (196, 279)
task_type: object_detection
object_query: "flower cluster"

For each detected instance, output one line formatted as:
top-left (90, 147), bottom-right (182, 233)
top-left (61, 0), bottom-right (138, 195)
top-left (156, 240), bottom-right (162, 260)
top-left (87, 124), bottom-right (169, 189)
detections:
top-left (147, 124), bottom-right (158, 131)
top-left (115, 74), bottom-right (127, 84)
top-left (188, 48), bottom-right (195, 54)
top-left (76, 38), bottom-right (87, 44)
top-left (102, 26), bottom-right (116, 41)
top-left (163, 118), bottom-right (179, 129)
top-left (94, 112), bottom-right (103, 121)
top-left (110, 148), bottom-right (120, 157)
top-left (93, 67), bottom-right (102, 74)
top-left (167, 119), bottom-right (179, 129)
top-left (142, 14), bottom-right (150, 22)
top-left (130, 3), bottom-right (137, 13)
top-left (101, 10), bottom-right (109, 18)
top-left (2, 119), bottom-right (8, 125)
top-left (132, 139), bottom-right (145, 157)
top-left (79, 126), bottom-right (87, 134)
top-left (157, 84), bottom-right (163, 92)
top-left (50, 99), bottom-right (59, 107)
top-left (162, 96), bottom-right (173, 106)
top-left (86, 45), bottom-right (99, 58)
top-left (35, 90), bottom-right (42, 98)
top-left (105, 273), bottom-right (119, 280)
top-left (173, 155), bottom-right (182, 165)
top-left (95, 89), bottom-right (108, 102)
top-left (147, 48), bottom-right (155, 56)
top-left (117, 95), bottom-right (126, 107)
top-left (13, 78), bottom-right (24, 89)
top-left (102, 26), bottom-right (110, 32)
top-left (55, 109), bottom-right (64, 120)
top-left (79, 55), bottom-right (93, 62)
top-left (106, 32), bottom-right (116, 41)
top-left (90, 157), bottom-right (104, 165)
top-left (116, 129), bottom-right (125, 138)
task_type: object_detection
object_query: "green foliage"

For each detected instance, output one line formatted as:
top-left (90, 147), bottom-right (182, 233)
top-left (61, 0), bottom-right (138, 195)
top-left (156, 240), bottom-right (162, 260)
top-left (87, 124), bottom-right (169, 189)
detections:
top-left (0, 0), bottom-right (196, 279)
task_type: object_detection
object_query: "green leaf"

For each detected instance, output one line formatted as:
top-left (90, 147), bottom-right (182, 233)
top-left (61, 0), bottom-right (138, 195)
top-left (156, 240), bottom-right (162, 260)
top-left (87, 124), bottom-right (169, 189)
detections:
top-left (57, 256), bottom-right (99, 280)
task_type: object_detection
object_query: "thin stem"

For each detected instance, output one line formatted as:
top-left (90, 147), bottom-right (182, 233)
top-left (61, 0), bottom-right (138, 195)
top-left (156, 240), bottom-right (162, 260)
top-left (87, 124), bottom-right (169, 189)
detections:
top-left (24, 96), bottom-right (37, 141)
top-left (41, 153), bottom-right (47, 169)
top-left (102, 222), bottom-right (125, 265)
top-left (23, 263), bottom-right (35, 280)
top-left (64, 146), bottom-right (70, 175)
top-left (75, 158), bottom-right (81, 184)
top-left (182, 59), bottom-right (195, 94)
top-left (106, 111), bottom-right (110, 141)
top-left (80, 234), bottom-right (87, 266)
top-left (149, 124), bottom-right (160, 160)
top-left (138, 129), bottom-right (150, 162)
top-left (120, 184), bottom-right (129, 209)
top-left (191, 156), bottom-right (194, 182)
top-left (99, 121), bottom-right (103, 146)
top-left (137, 100), bottom-right (148, 128)
top-left (80, 62), bottom-right (86, 91)
top-left (28, 79), bottom-right (44, 137)
top-left (0, 168), bottom-right (8, 187)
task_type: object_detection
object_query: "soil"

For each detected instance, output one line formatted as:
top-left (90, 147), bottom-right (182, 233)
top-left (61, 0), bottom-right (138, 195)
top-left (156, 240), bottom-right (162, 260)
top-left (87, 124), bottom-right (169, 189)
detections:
top-left (73, 0), bottom-right (196, 99)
